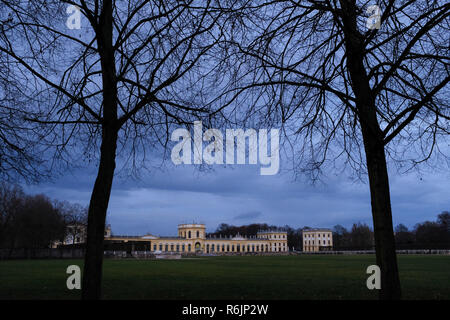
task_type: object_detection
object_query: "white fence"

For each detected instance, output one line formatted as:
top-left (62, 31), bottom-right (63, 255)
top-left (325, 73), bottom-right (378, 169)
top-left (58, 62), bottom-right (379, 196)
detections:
top-left (293, 249), bottom-right (450, 255)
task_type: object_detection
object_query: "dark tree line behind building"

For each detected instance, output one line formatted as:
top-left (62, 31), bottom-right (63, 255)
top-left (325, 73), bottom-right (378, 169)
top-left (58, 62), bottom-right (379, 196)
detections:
top-left (393, 212), bottom-right (450, 250)
top-left (0, 182), bottom-right (87, 253)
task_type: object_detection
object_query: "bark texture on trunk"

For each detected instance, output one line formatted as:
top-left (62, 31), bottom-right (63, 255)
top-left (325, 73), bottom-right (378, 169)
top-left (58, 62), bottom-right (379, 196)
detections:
top-left (339, 0), bottom-right (401, 300)
top-left (81, 0), bottom-right (117, 300)
top-left (361, 127), bottom-right (401, 300)
top-left (81, 128), bottom-right (117, 300)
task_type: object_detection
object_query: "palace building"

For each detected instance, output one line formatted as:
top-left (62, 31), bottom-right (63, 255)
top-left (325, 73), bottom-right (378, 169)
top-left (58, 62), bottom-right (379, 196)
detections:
top-left (302, 228), bottom-right (333, 252)
top-left (105, 223), bottom-right (288, 254)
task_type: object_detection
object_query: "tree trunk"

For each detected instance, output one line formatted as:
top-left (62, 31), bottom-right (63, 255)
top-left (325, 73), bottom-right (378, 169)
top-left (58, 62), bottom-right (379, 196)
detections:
top-left (81, 0), bottom-right (117, 300)
top-left (81, 127), bottom-right (117, 300)
top-left (360, 124), bottom-right (402, 300)
top-left (338, 0), bottom-right (402, 300)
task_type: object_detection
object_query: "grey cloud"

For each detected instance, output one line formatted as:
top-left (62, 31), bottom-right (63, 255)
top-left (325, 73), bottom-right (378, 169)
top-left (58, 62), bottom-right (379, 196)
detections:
top-left (234, 211), bottom-right (263, 221)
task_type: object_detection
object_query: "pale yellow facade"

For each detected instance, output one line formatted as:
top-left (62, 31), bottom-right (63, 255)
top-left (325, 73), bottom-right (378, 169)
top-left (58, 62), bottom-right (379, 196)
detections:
top-left (302, 229), bottom-right (333, 252)
top-left (107, 223), bottom-right (288, 254)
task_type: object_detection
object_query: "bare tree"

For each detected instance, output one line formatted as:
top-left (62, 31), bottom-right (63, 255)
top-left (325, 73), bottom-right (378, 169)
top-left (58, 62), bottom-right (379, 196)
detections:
top-left (215, 0), bottom-right (449, 299)
top-left (54, 200), bottom-right (88, 244)
top-left (0, 182), bottom-right (25, 250)
top-left (0, 0), bottom-right (224, 299)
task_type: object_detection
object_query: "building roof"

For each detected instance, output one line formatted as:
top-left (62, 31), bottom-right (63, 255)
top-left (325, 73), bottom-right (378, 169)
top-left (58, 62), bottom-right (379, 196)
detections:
top-left (257, 230), bottom-right (287, 234)
top-left (303, 228), bottom-right (332, 232)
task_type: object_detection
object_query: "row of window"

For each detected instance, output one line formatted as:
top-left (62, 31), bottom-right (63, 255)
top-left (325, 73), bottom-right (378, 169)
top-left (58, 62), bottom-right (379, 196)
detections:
top-left (153, 243), bottom-right (287, 252)
top-left (304, 240), bottom-right (331, 245)
top-left (268, 234), bottom-right (286, 239)
top-left (304, 233), bottom-right (331, 239)
top-left (180, 230), bottom-right (202, 239)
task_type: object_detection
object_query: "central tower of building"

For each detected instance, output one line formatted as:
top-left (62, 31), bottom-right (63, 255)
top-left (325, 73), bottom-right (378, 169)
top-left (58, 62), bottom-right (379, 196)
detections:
top-left (178, 223), bottom-right (206, 240)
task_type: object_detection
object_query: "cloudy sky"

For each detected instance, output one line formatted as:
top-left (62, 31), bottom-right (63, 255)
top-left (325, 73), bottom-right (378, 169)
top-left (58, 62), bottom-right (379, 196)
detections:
top-left (22, 152), bottom-right (450, 236)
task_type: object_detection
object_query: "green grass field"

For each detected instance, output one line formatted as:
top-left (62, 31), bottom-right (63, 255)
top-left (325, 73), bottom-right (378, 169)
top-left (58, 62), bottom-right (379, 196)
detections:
top-left (0, 255), bottom-right (449, 300)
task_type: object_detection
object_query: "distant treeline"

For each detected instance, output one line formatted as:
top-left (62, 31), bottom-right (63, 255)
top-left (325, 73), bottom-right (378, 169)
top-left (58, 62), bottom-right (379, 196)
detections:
top-left (0, 183), bottom-right (87, 251)
top-left (209, 212), bottom-right (450, 250)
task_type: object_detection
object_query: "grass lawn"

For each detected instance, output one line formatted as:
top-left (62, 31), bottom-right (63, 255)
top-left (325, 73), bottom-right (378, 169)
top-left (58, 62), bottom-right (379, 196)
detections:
top-left (0, 255), bottom-right (449, 300)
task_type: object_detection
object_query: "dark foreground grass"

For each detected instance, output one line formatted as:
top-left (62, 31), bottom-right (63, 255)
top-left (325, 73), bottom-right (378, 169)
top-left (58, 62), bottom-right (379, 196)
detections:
top-left (0, 255), bottom-right (449, 300)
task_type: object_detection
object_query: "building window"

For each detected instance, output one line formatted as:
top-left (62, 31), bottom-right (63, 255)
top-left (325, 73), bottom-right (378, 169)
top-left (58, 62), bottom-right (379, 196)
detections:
top-left (188, 231), bottom-right (191, 239)
top-left (197, 231), bottom-right (199, 238)
top-left (159, 244), bottom-right (162, 250)
top-left (188, 244), bottom-right (191, 252)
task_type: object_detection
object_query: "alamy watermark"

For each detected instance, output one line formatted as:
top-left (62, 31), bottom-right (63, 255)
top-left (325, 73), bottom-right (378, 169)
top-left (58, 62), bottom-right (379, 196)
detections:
top-left (170, 121), bottom-right (280, 175)
top-left (66, 5), bottom-right (81, 30)
top-left (366, 5), bottom-right (381, 30)
top-left (64, 4), bottom-right (381, 31)
top-left (66, 265), bottom-right (81, 290)
top-left (366, 265), bottom-right (381, 290)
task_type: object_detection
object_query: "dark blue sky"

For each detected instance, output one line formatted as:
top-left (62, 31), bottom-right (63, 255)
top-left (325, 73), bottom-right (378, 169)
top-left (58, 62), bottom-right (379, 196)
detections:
top-left (22, 160), bottom-right (449, 236)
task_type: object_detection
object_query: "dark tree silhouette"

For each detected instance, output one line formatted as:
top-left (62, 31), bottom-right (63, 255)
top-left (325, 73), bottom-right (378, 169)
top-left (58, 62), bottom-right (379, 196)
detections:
top-left (15, 194), bottom-right (66, 249)
top-left (0, 182), bottom-right (25, 249)
top-left (54, 200), bottom-right (88, 244)
top-left (214, 0), bottom-right (449, 299)
top-left (0, 183), bottom-right (66, 251)
top-left (0, 0), bottom-right (225, 299)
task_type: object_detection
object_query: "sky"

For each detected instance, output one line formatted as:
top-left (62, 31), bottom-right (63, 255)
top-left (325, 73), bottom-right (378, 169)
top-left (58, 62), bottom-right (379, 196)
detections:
top-left (22, 155), bottom-right (450, 237)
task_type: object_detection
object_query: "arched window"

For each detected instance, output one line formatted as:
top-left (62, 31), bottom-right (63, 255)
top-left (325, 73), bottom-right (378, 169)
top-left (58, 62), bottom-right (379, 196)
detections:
top-left (188, 231), bottom-right (191, 239)
top-left (188, 244), bottom-right (191, 252)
